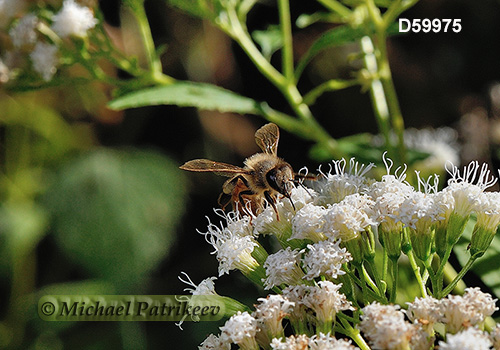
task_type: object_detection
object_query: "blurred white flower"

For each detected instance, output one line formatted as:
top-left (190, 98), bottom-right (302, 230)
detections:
top-left (30, 42), bottom-right (58, 81)
top-left (404, 127), bottom-right (460, 171)
top-left (9, 13), bottom-right (38, 48)
top-left (51, 0), bottom-right (97, 38)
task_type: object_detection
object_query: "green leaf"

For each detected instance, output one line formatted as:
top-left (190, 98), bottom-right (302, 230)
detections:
top-left (165, 0), bottom-right (221, 20)
top-left (454, 217), bottom-right (500, 298)
top-left (295, 22), bottom-right (402, 79)
top-left (295, 25), bottom-right (367, 79)
top-left (44, 148), bottom-right (187, 290)
top-left (108, 81), bottom-right (260, 114)
top-left (252, 25), bottom-right (283, 61)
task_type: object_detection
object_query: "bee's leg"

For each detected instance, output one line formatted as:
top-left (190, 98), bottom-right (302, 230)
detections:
top-left (222, 175), bottom-right (249, 194)
top-left (218, 192), bottom-right (232, 210)
top-left (264, 191), bottom-right (280, 221)
top-left (238, 189), bottom-right (256, 218)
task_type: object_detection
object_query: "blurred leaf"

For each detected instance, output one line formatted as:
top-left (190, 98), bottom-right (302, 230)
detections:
top-left (0, 98), bottom-right (88, 163)
top-left (454, 217), bottom-right (500, 298)
top-left (108, 82), bottom-right (260, 114)
top-left (296, 12), bottom-right (343, 28)
top-left (252, 25), bottom-right (283, 61)
top-left (43, 148), bottom-right (187, 289)
top-left (165, 0), bottom-right (221, 20)
top-left (295, 22), bottom-right (402, 79)
top-left (295, 25), bottom-right (367, 79)
top-left (0, 202), bottom-right (48, 256)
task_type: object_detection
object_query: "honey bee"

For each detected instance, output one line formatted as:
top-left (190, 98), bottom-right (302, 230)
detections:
top-left (180, 123), bottom-right (297, 220)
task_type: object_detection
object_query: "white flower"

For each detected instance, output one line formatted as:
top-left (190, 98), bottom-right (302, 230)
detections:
top-left (199, 334), bottom-right (231, 350)
top-left (475, 192), bottom-right (500, 231)
top-left (438, 327), bottom-right (493, 350)
top-left (290, 203), bottom-right (328, 242)
top-left (323, 197), bottom-right (375, 241)
top-left (441, 288), bottom-right (497, 334)
top-left (254, 186), bottom-right (313, 238)
top-left (263, 247), bottom-right (305, 289)
top-left (463, 287), bottom-right (498, 320)
top-left (302, 281), bottom-right (353, 323)
top-left (253, 294), bottom-right (294, 338)
top-left (281, 285), bottom-right (311, 323)
top-left (271, 334), bottom-right (309, 350)
top-left (313, 158), bottom-right (375, 206)
top-left (51, 0), bottom-right (97, 38)
top-left (368, 169), bottom-right (415, 233)
top-left (178, 272), bottom-right (217, 295)
top-left (30, 42), bottom-right (58, 81)
top-left (200, 215), bottom-right (259, 276)
top-left (406, 296), bottom-right (444, 325)
top-left (9, 14), bottom-right (38, 48)
top-left (0, 58), bottom-right (9, 83)
top-left (398, 191), bottom-right (439, 231)
top-left (309, 333), bottom-right (359, 350)
top-left (302, 239), bottom-right (351, 280)
top-left (444, 161), bottom-right (497, 218)
top-left (358, 302), bottom-right (414, 350)
top-left (220, 311), bottom-right (258, 348)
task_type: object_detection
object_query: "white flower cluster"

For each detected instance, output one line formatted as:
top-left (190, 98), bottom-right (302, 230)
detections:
top-left (191, 156), bottom-right (500, 350)
top-left (360, 289), bottom-right (498, 350)
top-left (199, 290), bottom-right (355, 350)
top-left (1, 0), bottom-right (97, 83)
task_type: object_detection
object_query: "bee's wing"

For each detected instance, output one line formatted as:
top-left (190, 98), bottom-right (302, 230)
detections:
top-left (255, 123), bottom-right (279, 155)
top-left (179, 159), bottom-right (249, 177)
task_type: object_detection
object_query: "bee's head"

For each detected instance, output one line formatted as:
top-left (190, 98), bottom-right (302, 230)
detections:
top-left (266, 163), bottom-right (296, 210)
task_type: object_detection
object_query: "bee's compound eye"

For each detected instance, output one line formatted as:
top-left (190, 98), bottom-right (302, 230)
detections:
top-left (266, 169), bottom-right (281, 193)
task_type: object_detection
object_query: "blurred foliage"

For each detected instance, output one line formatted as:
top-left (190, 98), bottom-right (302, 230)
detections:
top-left (1, 0), bottom-right (500, 348)
top-left (44, 148), bottom-right (186, 290)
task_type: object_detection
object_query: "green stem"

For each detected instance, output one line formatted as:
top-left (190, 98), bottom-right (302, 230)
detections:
top-left (439, 257), bottom-right (476, 298)
top-left (226, 7), bottom-right (342, 158)
top-left (366, 259), bottom-right (388, 301)
top-left (435, 245), bottom-right (453, 293)
top-left (278, 0), bottom-right (294, 82)
top-left (317, 0), bottom-right (352, 18)
top-left (339, 317), bottom-right (371, 350)
top-left (360, 36), bottom-right (395, 159)
top-left (363, 0), bottom-right (406, 165)
top-left (405, 248), bottom-right (427, 297)
top-left (424, 257), bottom-right (437, 295)
top-left (131, 4), bottom-right (172, 84)
top-left (382, 0), bottom-right (420, 27)
top-left (389, 257), bottom-right (399, 303)
top-left (303, 79), bottom-right (358, 105)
